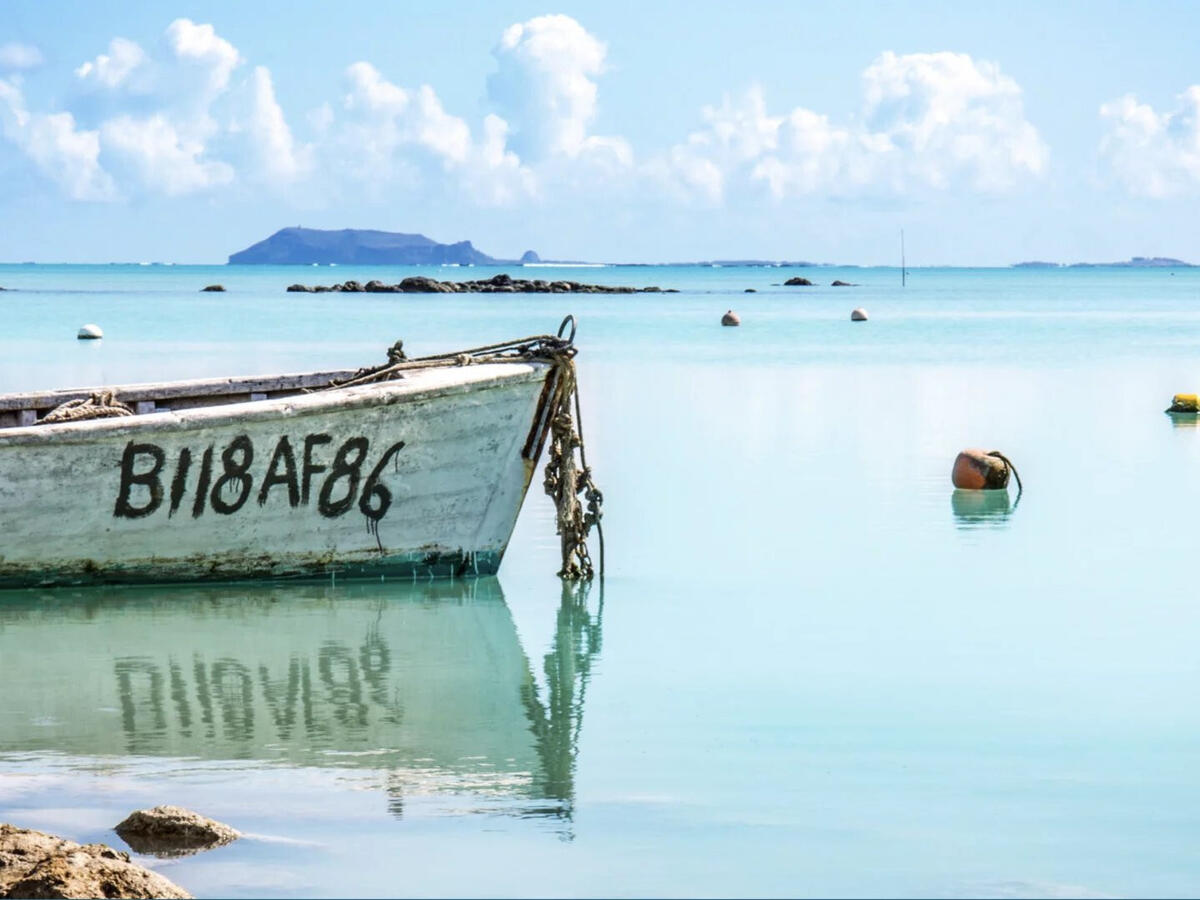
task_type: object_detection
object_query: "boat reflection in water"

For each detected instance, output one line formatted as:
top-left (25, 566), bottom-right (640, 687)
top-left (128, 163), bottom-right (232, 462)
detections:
top-left (950, 488), bottom-right (1016, 529)
top-left (0, 577), bottom-right (601, 827)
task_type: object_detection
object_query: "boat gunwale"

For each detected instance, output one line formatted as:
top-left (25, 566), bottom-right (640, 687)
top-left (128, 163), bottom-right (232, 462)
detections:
top-left (0, 361), bottom-right (550, 446)
top-left (0, 369), bottom-right (362, 411)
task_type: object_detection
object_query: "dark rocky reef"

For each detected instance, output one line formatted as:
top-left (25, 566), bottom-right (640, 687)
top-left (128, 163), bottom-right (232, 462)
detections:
top-left (286, 273), bottom-right (674, 294)
top-left (784, 276), bottom-right (815, 286)
top-left (201, 284), bottom-right (225, 292)
top-left (831, 280), bottom-right (857, 286)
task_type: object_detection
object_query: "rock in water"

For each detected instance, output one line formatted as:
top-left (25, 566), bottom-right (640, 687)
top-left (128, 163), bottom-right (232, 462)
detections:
top-left (951, 449), bottom-right (1011, 490)
top-left (200, 284), bottom-right (225, 292)
top-left (114, 807), bottom-right (240, 857)
top-left (784, 276), bottom-right (814, 286)
top-left (831, 280), bottom-right (856, 286)
top-left (850, 308), bottom-right (868, 321)
top-left (721, 310), bottom-right (741, 326)
top-left (0, 824), bottom-right (191, 899)
top-left (77, 324), bottom-right (103, 340)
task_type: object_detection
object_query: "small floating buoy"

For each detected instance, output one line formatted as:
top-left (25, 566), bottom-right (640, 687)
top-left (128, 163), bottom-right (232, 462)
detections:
top-left (850, 308), bottom-right (868, 321)
top-left (1166, 393), bottom-right (1199, 413)
top-left (721, 310), bottom-right (741, 327)
top-left (952, 448), bottom-right (1021, 491)
top-left (77, 324), bottom-right (103, 340)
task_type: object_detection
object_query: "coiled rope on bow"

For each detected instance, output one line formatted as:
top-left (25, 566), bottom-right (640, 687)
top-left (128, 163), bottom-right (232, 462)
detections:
top-left (541, 324), bottom-right (604, 581)
top-left (38, 391), bottom-right (133, 424)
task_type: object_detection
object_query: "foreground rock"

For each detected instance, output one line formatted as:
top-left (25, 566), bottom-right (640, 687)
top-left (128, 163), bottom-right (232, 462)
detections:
top-left (115, 807), bottom-right (239, 857)
top-left (784, 276), bottom-right (814, 286)
top-left (0, 824), bottom-right (190, 899)
top-left (286, 273), bottom-right (671, 294)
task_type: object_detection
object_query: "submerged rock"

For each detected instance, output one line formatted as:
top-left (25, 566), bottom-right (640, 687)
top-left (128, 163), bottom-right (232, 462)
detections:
top-left (831, 280), bottom-right (856, 287)
top-left (0, 823), bottom-right (190, 899)
top-left (784, 276), bottom-right (814, 286)
top-left (200, 284), bottom-right (225, 292)
top-left (115, 807), bottom-right (240, 858)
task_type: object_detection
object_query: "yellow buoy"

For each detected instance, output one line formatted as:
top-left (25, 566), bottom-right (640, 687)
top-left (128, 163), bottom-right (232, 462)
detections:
top-left (1166, 393), bottom-right (1199, 413)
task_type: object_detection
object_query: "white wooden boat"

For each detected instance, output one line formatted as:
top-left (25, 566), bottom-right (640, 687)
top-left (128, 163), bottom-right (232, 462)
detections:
top-left (0, 323), bottom-right (594, 588)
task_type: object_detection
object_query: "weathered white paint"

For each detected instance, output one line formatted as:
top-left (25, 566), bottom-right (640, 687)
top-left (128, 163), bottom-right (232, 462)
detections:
top-left (0, 362), bottom-right (554, 586)
top-left (77, 324), bottom-right (103, 339)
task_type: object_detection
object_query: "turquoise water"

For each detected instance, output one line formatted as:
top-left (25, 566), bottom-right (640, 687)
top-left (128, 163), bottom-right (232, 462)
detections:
top-left (2, 263), bottom-right (1200, 897)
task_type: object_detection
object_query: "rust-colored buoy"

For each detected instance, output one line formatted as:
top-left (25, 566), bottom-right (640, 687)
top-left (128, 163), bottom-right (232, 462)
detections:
top-left (721, 310), bottom-right (741, 326)
top-left (952, 448), bottom-right (1016, 490)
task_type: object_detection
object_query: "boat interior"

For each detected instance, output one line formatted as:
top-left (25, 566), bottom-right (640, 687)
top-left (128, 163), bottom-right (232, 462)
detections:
top-left (0, 370), bottom-right (359, 429)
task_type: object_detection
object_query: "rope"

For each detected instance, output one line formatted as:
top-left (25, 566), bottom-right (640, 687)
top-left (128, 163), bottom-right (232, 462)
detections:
top-left (542, 353), bottom-right (604, 581)
top-left (987, 450), bottom-right (1023, 497)
top-left (311, 331), bottom-right (578, 392)
top-left (38, 390), bottom-right (133, 424)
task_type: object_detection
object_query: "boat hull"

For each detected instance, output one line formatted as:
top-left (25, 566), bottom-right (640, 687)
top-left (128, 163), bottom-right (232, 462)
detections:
top-left (0, 363), bottom-right (553, 587)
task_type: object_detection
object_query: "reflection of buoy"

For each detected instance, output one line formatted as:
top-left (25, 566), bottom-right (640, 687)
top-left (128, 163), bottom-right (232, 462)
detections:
top-left (721, 310), bottom-right (741, 326)
top-left (77, 324), bottom-right (103, 340)
top-left (1166, 393), bottom-right (1199, 413)
top-left (951, 488), bottom-right (1014, 524)
top-left (850, 308), bottom-right (868, 321)
top-left (952, 448), bottom-right (1021, 491)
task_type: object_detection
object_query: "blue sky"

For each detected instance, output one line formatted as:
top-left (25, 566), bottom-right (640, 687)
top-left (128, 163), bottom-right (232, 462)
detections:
top-left (2, 0), bottom-right (1199, 264)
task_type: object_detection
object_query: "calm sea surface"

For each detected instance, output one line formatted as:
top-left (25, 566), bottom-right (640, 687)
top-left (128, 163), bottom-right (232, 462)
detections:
top-left (2, 263), bottom-right (1200, 898)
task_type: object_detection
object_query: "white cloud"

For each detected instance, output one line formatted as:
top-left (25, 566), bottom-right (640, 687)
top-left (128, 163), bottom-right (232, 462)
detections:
top-left (341, 62), bottom-right (470, 170)
top-left (336, 61), bottom-right (532, 203)
top-left (0, 42), bottom-right (43, 71)
top-left (658, 51), bottom-right (1047, 203)
top-left (0, 78), bottom-right (115, 200)
top-left (488, 14), bottom-right (631, 166)
top-left (165, 18), bottom-right (240, 99)
top-left (101, 113), bottom-right (233, 195)
top-left (240, 65), bottom-right (312, 184)
top-left (1099, 87), bottom-right (1200, 197)
top-left (861, 51), bottom-right (1046, 191)
top-left (75, 37), bottom-right (146, 89)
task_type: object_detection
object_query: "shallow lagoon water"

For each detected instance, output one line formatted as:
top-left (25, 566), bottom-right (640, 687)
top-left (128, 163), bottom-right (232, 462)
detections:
top-left (2, 264), bottom-right (1200, 897)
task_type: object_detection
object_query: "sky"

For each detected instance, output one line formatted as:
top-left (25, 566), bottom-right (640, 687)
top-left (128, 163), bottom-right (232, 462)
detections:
top-left (2, 0), bottom-right (1200, 265)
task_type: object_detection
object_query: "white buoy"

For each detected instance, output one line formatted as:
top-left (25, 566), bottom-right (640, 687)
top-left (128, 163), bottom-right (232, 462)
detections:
top-left (850, 308), bottom-right (868, 322)
top-left (77, 324), bottom-right (103, 340)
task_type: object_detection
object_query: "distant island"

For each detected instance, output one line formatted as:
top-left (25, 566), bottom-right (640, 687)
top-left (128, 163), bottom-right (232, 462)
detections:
top-left (1013, 257), bottom-right (1193, 268)
top-left (228, 227), bottom-right (538, 266)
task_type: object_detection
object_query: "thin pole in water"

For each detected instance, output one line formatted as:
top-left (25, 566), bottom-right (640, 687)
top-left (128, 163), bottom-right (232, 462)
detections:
top-left (901, 228), bottom-right (907, 287)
